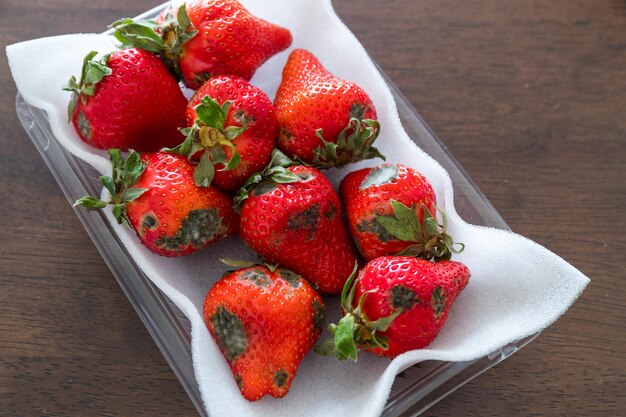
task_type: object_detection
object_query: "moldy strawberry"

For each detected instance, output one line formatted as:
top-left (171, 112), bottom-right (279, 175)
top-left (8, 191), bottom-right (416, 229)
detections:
top-left (274, 49), bottom-right (384, 168)
top-left (341, 164), bottom-right (463, 261)
top-left (235, 150), bottom-right (359, 294)
top-left (204, 263), bottom-right (325, 400)
top-left (318, 257), bottom-right (470, 359)
top-left (74, 150), bottom-right (238, 257)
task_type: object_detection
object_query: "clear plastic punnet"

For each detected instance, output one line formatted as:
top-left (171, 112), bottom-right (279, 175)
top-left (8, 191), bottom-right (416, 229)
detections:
top-left (14, 3), bottom-right (541, 416)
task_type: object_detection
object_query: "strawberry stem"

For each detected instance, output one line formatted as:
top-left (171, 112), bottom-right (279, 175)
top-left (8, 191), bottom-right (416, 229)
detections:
top-left (315, 263), bottom-right (400, 361)
top-left (62, 51), bottom-right (112, 121)
top-left (312, 103), bottom-right (385, 168)
top-left (220, 258), bottom-right (258, 269)
top-left (110, 4), bottom-right (197, 80)
top-left (110, 19), bottom-right (164, 53)
top-left (164, 95), bottom-right (246, 187)
top-left (233, 149), bottom-right (301, 212)
top-left (73, 149), bottom-right (148, 226)
top-left (376, 200), bottom-right (464, 261)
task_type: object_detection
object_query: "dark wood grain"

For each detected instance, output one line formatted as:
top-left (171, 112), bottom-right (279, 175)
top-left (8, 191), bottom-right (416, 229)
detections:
top-left (1, 0), bottom-right (624, 416)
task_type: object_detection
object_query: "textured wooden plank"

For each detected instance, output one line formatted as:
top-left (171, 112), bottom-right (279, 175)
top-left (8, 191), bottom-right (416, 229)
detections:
top-left (331, 1), bottom-right (626, 416)
top-left (1, 0), bottom-right (624, 416)
top-left (0, 2), bottom-right (199, 415)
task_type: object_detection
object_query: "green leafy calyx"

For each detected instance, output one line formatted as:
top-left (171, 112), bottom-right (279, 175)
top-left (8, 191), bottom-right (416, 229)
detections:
top-left (73, 149), bottom-right (148, 226)
top-left (62, 51), bottom-right (112, 121)
top-left (233, 149), bottom-right (301, 212)
top-left (376, 200), bottom-right (464, 261)
top-left (314, 264), bottom-right (401, 361)
top-left (110, 4), bottom-right (198, 79)
top-left (165, 96), bottom-right (246, 187)
top-left (219, 258), bottom-right (273, 273)
top-left (312, 103), bottom-right (385, 168)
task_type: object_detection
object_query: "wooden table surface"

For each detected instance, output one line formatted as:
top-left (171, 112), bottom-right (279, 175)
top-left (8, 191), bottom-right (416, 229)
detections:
top-left (1, 0), bottom-right (624, 415)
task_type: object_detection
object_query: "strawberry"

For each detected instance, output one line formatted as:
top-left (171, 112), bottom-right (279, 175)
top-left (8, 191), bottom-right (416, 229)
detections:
top-left (112, 0), bottom-right (292, 89)
top-left (340, 163), bottom-right (463, 261)
top-left (203, 264), bottom-right (325, 400)
top-left (235, 151), bottom-right (359, 294)
top-left (274, 49), bottom-right (384, 167)
top-left (318, 257), bottom-right (470, 359)
top-left (167, 75), bottom-right (277, 191)
top-left (74, 150), bottom-right (238, 257)
top-left (63, 48), bottom-right (187, 151)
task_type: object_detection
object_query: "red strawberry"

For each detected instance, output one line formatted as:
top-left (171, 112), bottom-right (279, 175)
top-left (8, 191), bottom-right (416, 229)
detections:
top-left (112, 0), bottom-right (292, 89)
top-left (274, 49), bottom-right (384, 167)
top-left (203, 264), bottom-right (325, 401)
top-left (318, 257), bottom-right (470, 359)
top-left (167, 75), bottom-right (277, 191)
top-left (74, 150), bottom-right (238, 257)
top-left (235, 151), bottom-right (359, 294)
top-left (341, 163), bottom-right (462, 261)
top-left (64, 48), bottom-right (187, 151)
